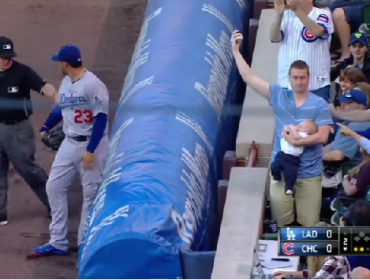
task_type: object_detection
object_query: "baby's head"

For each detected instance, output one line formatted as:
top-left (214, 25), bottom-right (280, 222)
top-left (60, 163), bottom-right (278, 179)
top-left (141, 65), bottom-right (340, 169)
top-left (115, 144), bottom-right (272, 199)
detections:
top-left (298, 120), bottom-right (317, 135)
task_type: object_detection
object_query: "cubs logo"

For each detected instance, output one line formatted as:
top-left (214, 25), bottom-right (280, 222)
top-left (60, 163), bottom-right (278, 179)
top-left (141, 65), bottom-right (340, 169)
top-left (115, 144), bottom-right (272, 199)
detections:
top-left (301, 27), bottom-right (317, 42)
top-left (317, 14), bottom-right (329, 24)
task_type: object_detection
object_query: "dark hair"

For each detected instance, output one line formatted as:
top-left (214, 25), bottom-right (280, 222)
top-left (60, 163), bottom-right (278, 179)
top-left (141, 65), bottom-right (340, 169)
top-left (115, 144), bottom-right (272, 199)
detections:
top-left (340, 67), bottom-right (366, 85)
top-left (68, 61), bottom-right (83, 68)
top-left (289, 60), bottom-right (310, 76)
top-left (344, 200), bottom-right (370, 226)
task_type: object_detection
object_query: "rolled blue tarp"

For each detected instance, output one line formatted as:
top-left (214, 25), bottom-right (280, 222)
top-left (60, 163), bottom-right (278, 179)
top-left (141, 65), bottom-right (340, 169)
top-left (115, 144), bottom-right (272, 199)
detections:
top-left (78, 0), bottom-right (247, 278)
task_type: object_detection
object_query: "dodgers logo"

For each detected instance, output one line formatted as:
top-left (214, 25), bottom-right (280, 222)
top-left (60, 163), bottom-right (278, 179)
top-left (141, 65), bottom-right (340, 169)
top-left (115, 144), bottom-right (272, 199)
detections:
top-left (317, 14), bottom-right (329, 24)
top-left (94, 96), bottom-right (102, 108)
top-left (59, 93), bottom-right (87, 108)
top-left (301, 27), bottom-right (317, 43)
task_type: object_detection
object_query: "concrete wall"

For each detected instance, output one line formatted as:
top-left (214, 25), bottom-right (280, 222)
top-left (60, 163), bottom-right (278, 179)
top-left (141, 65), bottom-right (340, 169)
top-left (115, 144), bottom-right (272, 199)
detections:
top-left (236, 9), bottom-right (278, 161)
top-left (212, 9), bottom-right (277, 278)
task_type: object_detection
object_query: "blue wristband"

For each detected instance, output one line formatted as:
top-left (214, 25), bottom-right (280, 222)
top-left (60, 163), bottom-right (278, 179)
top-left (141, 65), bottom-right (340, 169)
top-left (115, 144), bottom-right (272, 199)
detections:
top-left (40, 105), bottom-right (62, 132)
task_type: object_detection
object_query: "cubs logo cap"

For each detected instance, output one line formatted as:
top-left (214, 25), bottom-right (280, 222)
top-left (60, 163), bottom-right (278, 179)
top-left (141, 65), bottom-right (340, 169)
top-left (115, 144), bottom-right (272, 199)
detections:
top-left (349, 32), bottom-right (368, 46)
top-left (51, 45), bottom-right (82, 65)
top-left (0, 36), bottom-right (17, 59)
top-left (337, 89), bottom-right (367, 107)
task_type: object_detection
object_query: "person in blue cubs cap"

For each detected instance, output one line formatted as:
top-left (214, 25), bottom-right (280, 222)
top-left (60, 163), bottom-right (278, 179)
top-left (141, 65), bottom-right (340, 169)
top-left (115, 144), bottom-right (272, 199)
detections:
top-left (337, 88), bottom-right (368, 108)
top-left (323, 89), bottom-right (370, 166)
top-left (31, 44), bottom-right (109, 257)
top-left (331, 32), bottom-right (370, 83)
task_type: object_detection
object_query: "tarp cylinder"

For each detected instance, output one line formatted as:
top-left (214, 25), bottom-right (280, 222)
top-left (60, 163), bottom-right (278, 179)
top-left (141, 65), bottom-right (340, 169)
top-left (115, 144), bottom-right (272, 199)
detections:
top-left (78, 0), bottom-right (247, 278)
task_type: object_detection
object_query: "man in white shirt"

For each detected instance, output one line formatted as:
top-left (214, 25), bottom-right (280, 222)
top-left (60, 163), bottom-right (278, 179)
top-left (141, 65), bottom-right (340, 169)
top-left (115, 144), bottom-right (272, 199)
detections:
top-left (270, 0), bottom-right (334, 102)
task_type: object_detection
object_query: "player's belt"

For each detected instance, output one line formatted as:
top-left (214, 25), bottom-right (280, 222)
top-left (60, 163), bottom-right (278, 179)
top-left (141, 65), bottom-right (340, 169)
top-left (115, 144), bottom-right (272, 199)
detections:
top-left (69, 135), bottom-right (88, 142)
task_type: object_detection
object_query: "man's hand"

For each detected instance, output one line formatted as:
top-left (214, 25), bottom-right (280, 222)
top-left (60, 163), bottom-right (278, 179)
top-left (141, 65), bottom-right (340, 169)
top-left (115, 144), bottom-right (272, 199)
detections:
top-left (272, 271), bottom-right (289, 279)
top-left (286, 0), bottom-right (300, 11)
top-left (40, 131), bottom-right (46, 138)
top-left (231, 31), bottom-right (243, 53)
top-left (288, 124), bottom-right (297, 131)
top-left (338, 123), bottom-right (356, 137)
top-left (82, 151), bottom-right (95, 169)
top-left (283, 130), bottom-right (298, 145)
top-left (274, 0), bottom-right (285, 15)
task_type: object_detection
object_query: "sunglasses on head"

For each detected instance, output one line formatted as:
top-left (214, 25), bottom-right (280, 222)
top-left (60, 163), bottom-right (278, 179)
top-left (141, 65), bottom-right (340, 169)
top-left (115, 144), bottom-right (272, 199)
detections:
top-left (343, 93), bottom-right (354, 98)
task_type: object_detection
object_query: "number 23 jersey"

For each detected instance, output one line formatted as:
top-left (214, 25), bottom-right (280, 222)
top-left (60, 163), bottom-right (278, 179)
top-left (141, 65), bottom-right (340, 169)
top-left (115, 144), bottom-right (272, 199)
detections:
top-left (57, 71), bottom-right (109, 138)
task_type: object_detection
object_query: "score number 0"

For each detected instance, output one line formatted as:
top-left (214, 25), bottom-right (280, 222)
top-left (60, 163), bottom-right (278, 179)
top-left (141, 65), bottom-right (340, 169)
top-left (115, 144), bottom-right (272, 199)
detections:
top-left (326, 229), bottom-right (334, 253)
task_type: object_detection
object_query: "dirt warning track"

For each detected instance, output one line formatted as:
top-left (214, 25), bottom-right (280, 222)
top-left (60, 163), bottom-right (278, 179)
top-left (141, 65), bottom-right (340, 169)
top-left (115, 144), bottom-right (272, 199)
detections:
top-left (0, 0), bottom-right (146, 278)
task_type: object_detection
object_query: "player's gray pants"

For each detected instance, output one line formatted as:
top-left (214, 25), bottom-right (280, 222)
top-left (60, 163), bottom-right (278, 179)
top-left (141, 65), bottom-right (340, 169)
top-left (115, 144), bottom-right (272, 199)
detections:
top-left (47, 136), bottom-right (109, 251)
top-left (0, 119), bottom-right (49, 216)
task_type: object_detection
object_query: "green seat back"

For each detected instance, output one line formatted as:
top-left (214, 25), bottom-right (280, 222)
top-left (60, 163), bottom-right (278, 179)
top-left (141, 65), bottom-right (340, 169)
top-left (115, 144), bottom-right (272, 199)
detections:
top-left (342, 163), bottom-right (356, 176)
top-left (366, 187), bottom-right (370, 202)
top-left (364, 4), bottom-right (370, 25)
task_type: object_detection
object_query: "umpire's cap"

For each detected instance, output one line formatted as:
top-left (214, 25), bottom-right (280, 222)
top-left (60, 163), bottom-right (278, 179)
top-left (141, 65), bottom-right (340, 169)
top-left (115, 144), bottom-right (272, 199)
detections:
top-left (0, 37), bottom-right (17, 59)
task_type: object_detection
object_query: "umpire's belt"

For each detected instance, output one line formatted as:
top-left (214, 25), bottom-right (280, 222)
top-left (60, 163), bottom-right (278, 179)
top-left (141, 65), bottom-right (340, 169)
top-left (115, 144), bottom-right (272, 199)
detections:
top-left (0, 118), bottom-right (28, 125)
top-left (69, 135), bottom-right (89, 142)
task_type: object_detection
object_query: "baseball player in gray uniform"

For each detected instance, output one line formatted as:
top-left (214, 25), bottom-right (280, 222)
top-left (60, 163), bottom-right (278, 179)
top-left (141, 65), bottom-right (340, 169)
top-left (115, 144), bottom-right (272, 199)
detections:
top-left (31, 45), bottom-right (109, 257)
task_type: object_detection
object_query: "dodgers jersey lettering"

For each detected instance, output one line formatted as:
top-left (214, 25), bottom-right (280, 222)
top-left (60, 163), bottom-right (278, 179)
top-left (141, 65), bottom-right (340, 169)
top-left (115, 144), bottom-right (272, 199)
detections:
top-left (278, 8), bottom-right (333, 90)
top-left (58, 71), bottom-right (109, 137)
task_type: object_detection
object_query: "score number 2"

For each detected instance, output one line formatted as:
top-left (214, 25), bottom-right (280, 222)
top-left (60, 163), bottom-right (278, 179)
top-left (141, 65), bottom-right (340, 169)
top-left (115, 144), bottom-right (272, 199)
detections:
top-left (74, 109), bottom-right (93, 124)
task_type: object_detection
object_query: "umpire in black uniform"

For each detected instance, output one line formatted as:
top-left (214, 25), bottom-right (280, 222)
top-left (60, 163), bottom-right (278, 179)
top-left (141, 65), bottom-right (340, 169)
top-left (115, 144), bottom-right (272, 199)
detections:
top-left (0, 36), bottom-right (57, 225)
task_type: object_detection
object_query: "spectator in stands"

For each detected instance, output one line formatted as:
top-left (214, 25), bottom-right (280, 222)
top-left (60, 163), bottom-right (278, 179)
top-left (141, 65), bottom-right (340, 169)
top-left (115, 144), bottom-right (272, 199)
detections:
top-left (339, 121), bottom-right (370, 157)
top-left (272, 255), bottom-right (351, 279)
top-left (351, 267), bottom-right (370, 278)
top-left (330, 96), bottom-right (370, 122)
top-left (332, 68), bottom-right (366, 107)
top-left (320, 128), bottom-right (370, 221)
top-left (336, 67), bottom-right (366, 96)
top-left (273, 222), bottom-right (351, 279)
top-left (351, 82), bottom-right (370, 105)
top-left (339, 199), bottom-right (370, 270)
top-left (232, 31), bottom-right (332, 227)
top-left (323, 89), bottom-right (370, 166)
top-left (331, 32), bottom-right (370, 83)
top-left (330, 2), bottom-right (368, 61)
top-left (269, 0), bottom-right (333, 102)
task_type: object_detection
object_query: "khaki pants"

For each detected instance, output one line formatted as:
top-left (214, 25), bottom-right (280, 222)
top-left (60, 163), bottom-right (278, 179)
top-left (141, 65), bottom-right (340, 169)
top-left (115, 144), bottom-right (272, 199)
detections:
top-left (269, 176), bottom-right (322, 227)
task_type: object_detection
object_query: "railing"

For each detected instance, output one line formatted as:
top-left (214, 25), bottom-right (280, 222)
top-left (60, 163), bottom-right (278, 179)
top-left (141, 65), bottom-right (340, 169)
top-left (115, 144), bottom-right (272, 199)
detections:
top-left (212, 8), bottom-right (278, 279)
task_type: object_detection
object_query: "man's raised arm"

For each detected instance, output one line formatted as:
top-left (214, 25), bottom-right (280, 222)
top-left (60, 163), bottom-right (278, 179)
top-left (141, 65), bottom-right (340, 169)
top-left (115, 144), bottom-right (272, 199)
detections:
top-left (270, 0), bottom-right (285, 43)
top-left (232, 31), bottom-right (270, 99)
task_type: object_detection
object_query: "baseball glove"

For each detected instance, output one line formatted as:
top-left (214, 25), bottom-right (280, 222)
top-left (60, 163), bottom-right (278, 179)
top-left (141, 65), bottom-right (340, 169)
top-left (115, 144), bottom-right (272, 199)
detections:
top-left (41, 126), bottom-right (65, 151)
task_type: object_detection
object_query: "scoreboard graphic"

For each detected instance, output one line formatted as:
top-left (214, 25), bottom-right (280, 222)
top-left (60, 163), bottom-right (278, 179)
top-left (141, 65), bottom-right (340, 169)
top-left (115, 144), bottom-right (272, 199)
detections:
top-left (278, 227), bottom-right (370, 256)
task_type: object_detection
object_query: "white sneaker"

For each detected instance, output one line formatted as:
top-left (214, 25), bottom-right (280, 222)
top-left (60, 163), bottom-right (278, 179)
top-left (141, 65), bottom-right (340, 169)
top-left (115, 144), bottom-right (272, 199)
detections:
top-left (271, 179), bottom-right (280, 184)
top-left (286, 190), bottom-right (293, 195)
top-left (0, 220), bottom-right (8, 226)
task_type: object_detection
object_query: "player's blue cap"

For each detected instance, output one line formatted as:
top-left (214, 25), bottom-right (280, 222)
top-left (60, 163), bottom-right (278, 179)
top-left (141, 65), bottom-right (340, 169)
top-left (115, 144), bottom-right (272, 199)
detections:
top-left (51, 45), bottom-right (82, 65)
top-left (337, 89), bottom-right (367, 107)
top-left (349, 32), bottom-right (368, 46)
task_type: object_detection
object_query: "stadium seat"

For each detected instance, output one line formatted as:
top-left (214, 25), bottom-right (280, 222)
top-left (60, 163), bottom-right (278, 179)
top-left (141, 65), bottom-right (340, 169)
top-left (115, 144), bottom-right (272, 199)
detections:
top-left (363, 4), bottom-right (370, 25)
top-left (179, 247), bottom-right (215, 279)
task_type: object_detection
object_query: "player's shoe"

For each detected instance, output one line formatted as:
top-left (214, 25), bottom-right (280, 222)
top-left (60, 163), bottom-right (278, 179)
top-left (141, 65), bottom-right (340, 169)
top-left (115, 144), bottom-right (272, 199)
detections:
top-left (0, 213), bottom-right (7, 226)
top-left (31, 243), bottom-right (69, 257)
